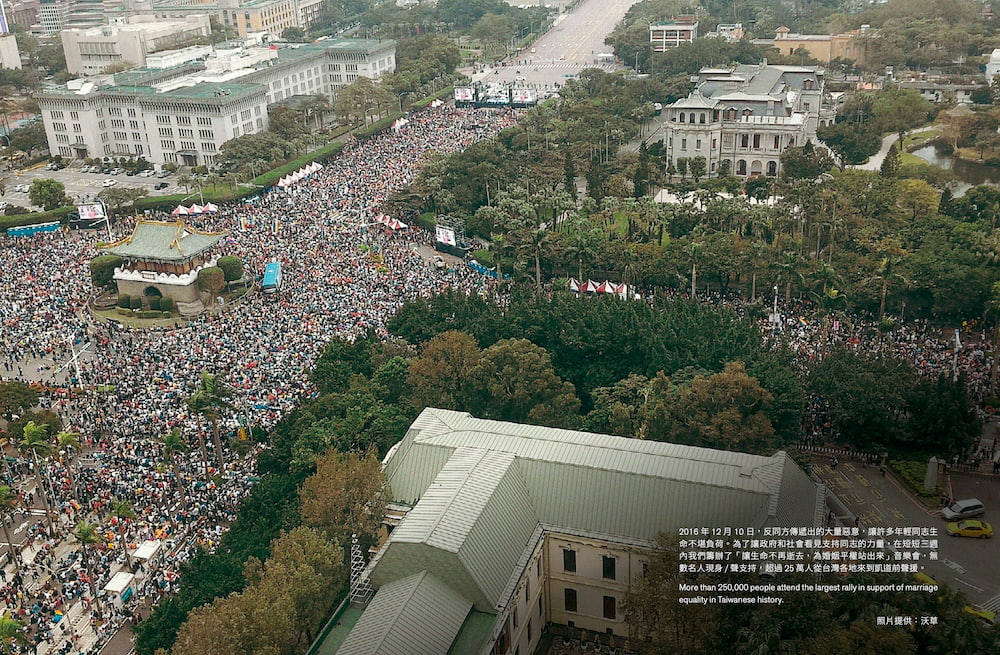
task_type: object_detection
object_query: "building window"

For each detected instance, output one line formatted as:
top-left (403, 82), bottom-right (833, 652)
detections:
top-left (161, 140), bottom-right (175, 149)
top-left (679, 112), bottom-right (685, 123)
top-left (111, 119), bottom-right (125, 128)
top-left (56, 134), bottom-right (69, 143)
top-left (641, 561), bottom-right (649, 577)
top-left (773, 135), bottom-right (780, 149)
top-left (563, 549), bottom-right (576, 573)
top-left (132, 133), bottom-right (141, 141)
top-left (695, 139), bottom-right (702, 150)
top-left (69, 111), bottom-right (79, 120)
top-left (527, 619), bottom-right (532, 642)
top-left (564, 588), bottom-right (577, 612)
top-left (536, 558), bottom-right (541, 578)
top-left (159, 128), bottom-right (173, 137)
top-left (197, 117), bottom-right (212, 126)
top-left (753, 134), bottom-right (761, 149)
top-left (511, 608), bottom-right (517, 630)
top-left (127, 108), bottom-right (136, 117)
top-left (603, 596), bottom-right (616, 620)
top-left (538, 596), bottom-right (543, 617)
top-left (198, 129), bottom-right (213, 139)
top-left (180, 141), bottom-right (196, 150)
top-left (740, 134), bottom-right (749, 148)
top-left (681, 138), bottom-right (687, 150)
top-left (201, 142), bottom-right (216, 152)
top-left (157, 115), bottom-right (170, 125)
top-left (699, 113), bottom-right (706, 123)
top-left (767, 161), bottom-right (778, 176)
top-left (525, 582), bottom-right (529, 603)
top-left (53, 122), bottom-right (67, 132)
top-left (178, 129), bottom-right (193, 138)
top-left (177, 116), bottom-right (191, 125)
top-left (51, 110), bottom-right (64, 119)
top-left (603, 556), bottom-right (616, 580)
top-left (129, 121), bottom-right (139, 129)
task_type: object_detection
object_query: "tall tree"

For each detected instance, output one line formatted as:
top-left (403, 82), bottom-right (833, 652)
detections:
top-left (18, 421), bottom-right (56, 536)
top-left (187, 371), bottom-right (236, 474)
top-left (55, 430), bottom-right (80, 502)
top-left (0, 487), bottom-right (22, 581)
top-left (299, 450), bottom-right (388, 550)
top-left (72, 521), bottom-right (105, 617)
top-left (0, 612), bottom-right (27, 655)
top-left (160, 428), bottom-right (190, 509)
top-left (109, 499), bottom-right (136, 555)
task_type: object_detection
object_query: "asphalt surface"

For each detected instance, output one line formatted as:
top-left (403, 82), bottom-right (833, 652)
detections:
top-left (8, 162), bottom-right (180, 210)
top-left (813, 450), bottom-right (1000, 609)
top-left (466, 0), bottom-right (643, 89)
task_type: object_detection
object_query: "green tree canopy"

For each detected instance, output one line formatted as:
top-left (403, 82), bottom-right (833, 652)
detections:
top-left (28, 178), bottom-right (68, 210)
top-left (88, 255), bottom-right (122, 289)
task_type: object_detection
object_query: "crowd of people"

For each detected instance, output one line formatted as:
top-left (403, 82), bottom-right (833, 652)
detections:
top-left (0, 105), bottom-right (518, 653)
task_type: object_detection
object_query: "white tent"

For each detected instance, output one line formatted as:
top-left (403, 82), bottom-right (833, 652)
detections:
top-left (188, 204), bottom-right (204, 215)
top-left (133, 539), bottom-right (162, 561)
top-left (203, 203), bottom-right (219, 213)
top-left (171, 205), bottom-right (189, 216)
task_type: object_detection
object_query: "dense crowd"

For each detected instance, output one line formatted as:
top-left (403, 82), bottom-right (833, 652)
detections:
top-left (0, 106), bottom-right (517, 653)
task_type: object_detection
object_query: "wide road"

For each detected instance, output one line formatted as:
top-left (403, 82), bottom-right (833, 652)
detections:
top-left (468, 0), bottom-right (643, 89)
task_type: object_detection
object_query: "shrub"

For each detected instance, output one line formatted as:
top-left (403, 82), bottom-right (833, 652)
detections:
top-left (129, 297), bottom-right (142, 310)
top-left (90, 255), bottom-right (122, 289)
top-left (217, 256), bottom-right (244, 282)
top-left (197, 266), bottom-right (226, 297)
top-left (115, 307), bottom-right (132, 316)
top-left (416, 213), bottom-right (436, 230)
top-left (118, 294), bottom-right (131, 308)
top-left (147, 296), bottom-right (161, 311)
top-left (160, 297), bottom-right (173, 312)
top-left (889, 460), bottom-right (940, 499)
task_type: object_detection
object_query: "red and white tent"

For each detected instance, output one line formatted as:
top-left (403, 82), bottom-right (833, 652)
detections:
top-left (386, 218), bottom-right (408, 230)
top-left (581, 279), bottom-right (600, 293)
top-left (171, 205), bottom-right (189, 216)
top-left (188, 204), bottom-right (204, 215)
top-left (203, 203), bottom-right (219, 213)
top-left (596, 280), bottom-right (616, 294)
top-left (568, 278), bottom-right (580, 292)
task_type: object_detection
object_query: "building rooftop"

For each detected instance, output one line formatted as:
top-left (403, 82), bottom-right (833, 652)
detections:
top-left (99, 219), bottom-right (226, 261)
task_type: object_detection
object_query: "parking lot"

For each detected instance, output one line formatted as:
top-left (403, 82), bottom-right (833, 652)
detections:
top-left (6, 160), bottom-right (180, 209)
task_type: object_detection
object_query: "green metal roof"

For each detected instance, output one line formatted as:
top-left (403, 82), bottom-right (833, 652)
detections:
top-left (100, 219), bottom-right (226, 261)
top-left (337, 571), bottom-right (471, 655)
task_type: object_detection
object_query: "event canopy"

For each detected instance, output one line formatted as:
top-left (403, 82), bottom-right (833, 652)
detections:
top-left (170, 205), bottom-right (189, 216)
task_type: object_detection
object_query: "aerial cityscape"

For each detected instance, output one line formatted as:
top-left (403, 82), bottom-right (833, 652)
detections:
top-left (2, 0), bottom-right (1000, 653)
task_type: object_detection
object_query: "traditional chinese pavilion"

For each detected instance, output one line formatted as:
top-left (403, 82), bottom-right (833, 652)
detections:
top-left (99, 219), bottom-right (227, 315)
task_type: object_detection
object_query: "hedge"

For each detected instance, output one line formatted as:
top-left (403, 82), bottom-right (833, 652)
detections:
top-left (160, 297), bottom-right (173, 312)
top-left (148, 297), bottom-right (161, 311)
top-left (118, 294), bottom-right (131, 308)
top-left (889, 460), bottom-right (940, 499)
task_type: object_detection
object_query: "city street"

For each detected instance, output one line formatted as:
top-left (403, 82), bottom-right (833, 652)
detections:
top-left (467, 0), bottom-right (643, 88)
top-left (814, 456), bottom-right (1000, 608)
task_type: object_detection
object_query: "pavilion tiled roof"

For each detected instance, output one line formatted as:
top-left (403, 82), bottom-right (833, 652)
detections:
top-left (99, 219), bottom-right (226, 262)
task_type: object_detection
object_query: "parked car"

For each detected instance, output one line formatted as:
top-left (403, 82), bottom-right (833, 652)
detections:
top-left (102, 178), bottom-right (117, 187)
top-left (14, 184), bottom-right (29, 193)
top-left (945, 519), bottom-right (992, 538)
top-left (125, 170), bottom-right (136, 176)
top-left (138, 169), bottom-right (155, 177)
top-left (941, 498), bottom-right (985, 521)
top-left (110, 167), bottom-right (124, 175)
top-left (156, 170), bottom-right (171, 178)
top-left (154, 182), bottom-right (169, 190)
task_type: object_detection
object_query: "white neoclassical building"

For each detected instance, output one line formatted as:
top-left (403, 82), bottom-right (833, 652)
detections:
top-left (662, 63), bottom-right (837, 178)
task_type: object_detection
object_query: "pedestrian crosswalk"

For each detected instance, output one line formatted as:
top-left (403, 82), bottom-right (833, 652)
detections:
top-left (980, 593), bottom-right (1000, 612)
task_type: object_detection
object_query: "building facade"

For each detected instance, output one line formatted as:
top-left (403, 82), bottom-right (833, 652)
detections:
top-left (62, 15), bottom-right (213, 75)
top-left (661, 63), bottom-right (836, 178)
top-left (758, 26), bottom-right (870, 65)
top-left (0, 33), bottom-right (20, 69)
top-left (36, 77), bottom-right (268, 166)
top-left (35, 38), bottom-right (394, 164)
top-left (649, 15), bottom-right (698, 51)
top-left (329, 408), bottom-right (825, 655)
top-left (107, 0), bottom-right (328, 37)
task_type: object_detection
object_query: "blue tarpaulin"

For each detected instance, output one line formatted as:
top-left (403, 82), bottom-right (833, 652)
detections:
top-left (7, 222), bottom-right (60, 237)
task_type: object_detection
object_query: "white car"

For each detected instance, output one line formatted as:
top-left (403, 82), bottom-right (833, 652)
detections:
top-left (102, 178), bottom-right (118, 187)
top-left (138, 170), bottom-right (155, 177)
top-left (14, 184), bottom-right (29, 193)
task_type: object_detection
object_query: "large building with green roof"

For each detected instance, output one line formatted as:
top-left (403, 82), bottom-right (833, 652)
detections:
top-left (324, 408), bottom-right (825, 655)
top-left (36, 37), bottom-right (393, 165)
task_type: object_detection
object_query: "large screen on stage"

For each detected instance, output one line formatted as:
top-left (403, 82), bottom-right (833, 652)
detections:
top-left (435, 226), bottom-right (456, 246)
top-left (511, 88), bottom-right (535, 104)
top-left (77, 204), bottom-right (106, 220)
top-left (454, 87), bottom-right (475, 102)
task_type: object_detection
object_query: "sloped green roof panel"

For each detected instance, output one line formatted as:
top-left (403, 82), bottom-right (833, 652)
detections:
top-left (337, 571), bottom-right (471, 655)
top-left (99, 219), bottom-right (226, 261)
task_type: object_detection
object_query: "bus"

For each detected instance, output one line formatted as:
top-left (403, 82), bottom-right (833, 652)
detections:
top-left (261, 261), bottom-right (282, 294)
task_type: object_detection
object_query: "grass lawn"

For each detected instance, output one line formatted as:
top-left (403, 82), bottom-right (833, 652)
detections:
top-left (900, 152), bottom-right (926, 166)
top-left (901, 128), bottom-right (939, 149)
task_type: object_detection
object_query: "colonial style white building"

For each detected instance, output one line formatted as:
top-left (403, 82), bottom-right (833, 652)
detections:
top-left (328, 408), bottom-right (825, 655)
top-left (35, 38), bottom-right (395, 165)
top-left (661, 63), bottom-right (837, 178)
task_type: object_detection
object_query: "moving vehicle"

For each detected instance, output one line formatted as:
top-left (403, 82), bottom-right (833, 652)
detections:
top-left (102, 179), bottom-right (117, 187)
top-left (941, 498), bottom-right (984, 520)
top-left (261, 261), bottom-right (282, 294)
top-left (154, 182), bottom-right (169, 190)
top-left (945, 519), bottom-right (992, 538)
